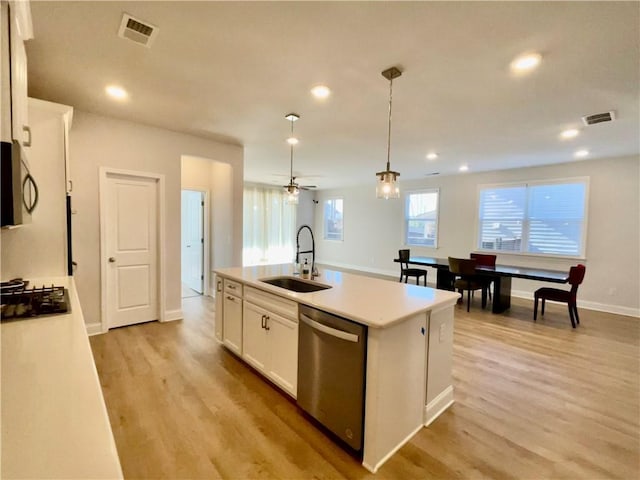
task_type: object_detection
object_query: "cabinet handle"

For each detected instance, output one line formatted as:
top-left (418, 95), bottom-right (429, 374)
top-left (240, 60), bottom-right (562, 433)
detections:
top-left (261, 314), bottom-right (266, 329)
top-left (68, 179), bottom-right (73, 192)
top-left (217, 281), bottom-right (222, 293)
top-left (265, 315), bottom-right (270, 331)
top-left (228, 284), bottom-right (236, 290)
top-left (226, 295), bottom-right (235, 302)
top-left (23, 126), bottom-right (31, 147)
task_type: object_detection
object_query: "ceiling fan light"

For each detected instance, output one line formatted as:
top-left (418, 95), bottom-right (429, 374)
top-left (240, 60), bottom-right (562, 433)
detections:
top-left (285, 185), bottom-right (300, 204)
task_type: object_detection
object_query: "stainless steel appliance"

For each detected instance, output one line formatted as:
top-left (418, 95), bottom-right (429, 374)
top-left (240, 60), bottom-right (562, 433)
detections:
top-left (0, 140), bottom-right (37, 227)
top-left (0, 280), bottom-right (70, 321)
top-left (297, 304), bottom-right (367, 453)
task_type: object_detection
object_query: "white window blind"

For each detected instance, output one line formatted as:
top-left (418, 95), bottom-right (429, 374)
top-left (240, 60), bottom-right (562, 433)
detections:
top-left (478, 179), bottom-right (588, 257)
top-left (405, 189), bottom-right (439, 247)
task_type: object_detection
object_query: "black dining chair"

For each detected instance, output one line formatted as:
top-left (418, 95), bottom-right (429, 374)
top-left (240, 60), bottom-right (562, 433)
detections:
top-left (448, 257), bottom-right (486, 312)
top-left (398, 249), bottom-right (428, 286)
top-left (534, 264), bottom-right (586, 328)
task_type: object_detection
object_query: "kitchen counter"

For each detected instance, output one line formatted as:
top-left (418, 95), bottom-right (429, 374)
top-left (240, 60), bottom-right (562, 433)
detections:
top-left (215, 264), bottom-right (460, 328)
top-left (1, 276), bottom-right (123, 479)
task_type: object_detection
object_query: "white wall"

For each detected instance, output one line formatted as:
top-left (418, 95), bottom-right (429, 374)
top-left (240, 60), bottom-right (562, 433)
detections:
top-left (314, 155), bottom-right (640, 316)
top-left (296, 189), bottom-right (316, 232)
top-left (181, 155), bottom-right (236, 295)
top-left (70, 111), bottom-right (243, 327)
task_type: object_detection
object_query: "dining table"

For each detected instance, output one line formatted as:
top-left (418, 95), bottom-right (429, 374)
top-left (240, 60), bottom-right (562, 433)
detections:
top-left (394, 256), bottom-right (570, 313)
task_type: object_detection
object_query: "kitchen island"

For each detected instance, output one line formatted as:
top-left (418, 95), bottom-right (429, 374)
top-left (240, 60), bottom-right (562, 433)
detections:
top-left (0, 277), bottom-right (123, 479)
top-left (214, 265), bottom-right (460, 473)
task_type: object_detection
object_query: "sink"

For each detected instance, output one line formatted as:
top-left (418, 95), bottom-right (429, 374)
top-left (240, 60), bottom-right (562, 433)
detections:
top-left (260, 276), bottom-right (332, 293)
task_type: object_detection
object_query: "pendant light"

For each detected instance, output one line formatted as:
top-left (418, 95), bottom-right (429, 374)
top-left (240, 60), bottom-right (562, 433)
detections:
top-left (376, 66), bottom-right (402, 199)
top-left (284, 113), bottom-right (300, 205)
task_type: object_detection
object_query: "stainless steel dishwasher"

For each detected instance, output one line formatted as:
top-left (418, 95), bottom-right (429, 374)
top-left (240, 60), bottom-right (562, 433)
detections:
top-left (297, 304), bottom-right (367, 453)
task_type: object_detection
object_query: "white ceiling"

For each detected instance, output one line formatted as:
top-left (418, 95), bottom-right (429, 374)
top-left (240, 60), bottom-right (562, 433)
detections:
top-left (26, 1), bottom-right (639, 190)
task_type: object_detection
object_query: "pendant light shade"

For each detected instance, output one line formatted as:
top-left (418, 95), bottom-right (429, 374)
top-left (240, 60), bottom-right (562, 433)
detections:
top-left (284, 113), bottom-right (300, 205)
top-left (376, 66), bottom-right (402, 199)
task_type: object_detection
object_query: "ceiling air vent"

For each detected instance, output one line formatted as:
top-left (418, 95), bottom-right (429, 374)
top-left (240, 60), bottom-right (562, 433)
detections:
top-left (581, 111), bottom-right (616, 126)
top-left (118, 13), bottom-right (158, 48)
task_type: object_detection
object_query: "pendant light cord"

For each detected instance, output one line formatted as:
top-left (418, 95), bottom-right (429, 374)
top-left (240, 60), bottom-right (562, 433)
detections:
top-left (290, 120), bottom-right (294, 184)
top-left (386, 76), bottom-right (394, 172)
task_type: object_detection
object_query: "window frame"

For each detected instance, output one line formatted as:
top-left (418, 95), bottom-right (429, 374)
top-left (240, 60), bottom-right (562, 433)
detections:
top-left (323, 197), bottom-right (344, 242)
top-left (403, 188), bottom-right (440, 249)
top-left (475, 177), bottom-right (590, 259)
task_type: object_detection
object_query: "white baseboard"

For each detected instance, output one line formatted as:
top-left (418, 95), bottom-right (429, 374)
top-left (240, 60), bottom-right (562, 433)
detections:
top-left (163, 309), bottom-right (183, 322)
top-left (511, 289), bottom-right (640, 318)
top-left (86, 322), bottom-right (105, 336)
top-left (318, 260), bottom-right (638, 318)
top-left (362, 423), bottom-right (424, 474)
top-left (316, 259), bottom-right (438, 288)
top-left (424, 386), bottom-right (455, 426)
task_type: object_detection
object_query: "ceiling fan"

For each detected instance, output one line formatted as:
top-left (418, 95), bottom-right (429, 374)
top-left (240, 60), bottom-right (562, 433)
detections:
top-left (285, 176), bottom-right (317, 191)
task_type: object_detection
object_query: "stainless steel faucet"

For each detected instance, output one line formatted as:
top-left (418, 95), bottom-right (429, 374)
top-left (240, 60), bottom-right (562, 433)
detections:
top-left (296, 225), bottom-right (317, 277)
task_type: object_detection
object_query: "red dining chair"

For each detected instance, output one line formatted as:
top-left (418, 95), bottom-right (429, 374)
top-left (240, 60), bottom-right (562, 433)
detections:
top-left (533, 264), bottom-right (586, 328)
top-left (470, 253), bottom-right (497, 301)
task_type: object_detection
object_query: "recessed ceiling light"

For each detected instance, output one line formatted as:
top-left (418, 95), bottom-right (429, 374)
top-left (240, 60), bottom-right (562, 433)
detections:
top-left (574, 149), bottom-right (589, 158)
top-left (459, 165), bottom-right (469, 172)
top-left (287, 137), bottom-right (299, 145)
top-left (311, 85), bottom-right (331, 99)
top-left (105, 85), bottom-right (128, 100)
top-left (426, 152), bottom-right (438, 160)
top-left (560, 128), bottom-right (580, 139)
top-left (510, 52), bottom-right (542, 73)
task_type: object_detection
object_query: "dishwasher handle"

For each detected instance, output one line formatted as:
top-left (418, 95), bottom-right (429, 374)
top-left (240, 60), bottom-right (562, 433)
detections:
top-left (300, 313), bottom-right (359, 343)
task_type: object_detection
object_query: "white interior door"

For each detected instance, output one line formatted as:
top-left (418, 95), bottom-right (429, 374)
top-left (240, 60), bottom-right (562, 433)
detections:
top-left (181, 190), bottom-right (204, 294)
top-left (105, 174), bottom-right (159, 328)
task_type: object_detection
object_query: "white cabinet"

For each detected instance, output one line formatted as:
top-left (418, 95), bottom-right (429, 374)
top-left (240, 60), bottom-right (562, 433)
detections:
top-left (242, 286), bottom-right (298, 397)
top-left (242, 301), bottom-right (269, 371)
top-left (8, 0), bottom-right (33, 147)
top-left (214, 276), bottom-right (223, 342)
top-left (222, 279), bottom-right (242, 355)
top-left (265, 311), bottom-right (298, 395)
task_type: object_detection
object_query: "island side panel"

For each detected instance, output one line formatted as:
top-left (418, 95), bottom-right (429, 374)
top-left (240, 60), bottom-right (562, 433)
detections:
top-left (362, 313), bottom-right (427, 473)
top-left (424, 304), bottom-right (455, 426)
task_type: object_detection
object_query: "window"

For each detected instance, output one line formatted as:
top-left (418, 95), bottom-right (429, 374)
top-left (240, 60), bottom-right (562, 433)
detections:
top-left (477, 178), bottom-right (588, 257)
top-left (243, 186), bottom-right (296, 266)
top-left (405, 189), bottom-right (439, 247)
top-left (323, 198), bottom-right (343, 241)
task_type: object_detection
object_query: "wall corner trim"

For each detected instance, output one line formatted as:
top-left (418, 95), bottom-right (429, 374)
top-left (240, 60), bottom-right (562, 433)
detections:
top-left (163, 309), bottom-right (183, 322)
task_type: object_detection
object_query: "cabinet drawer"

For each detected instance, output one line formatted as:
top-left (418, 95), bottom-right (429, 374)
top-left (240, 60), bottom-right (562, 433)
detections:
top-left (224, 279), bottom-right (243, 297)
top-left (245, 286), bottom-right (298, 321)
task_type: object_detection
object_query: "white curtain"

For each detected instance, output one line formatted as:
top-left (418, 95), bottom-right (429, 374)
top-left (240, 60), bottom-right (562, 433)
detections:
top-left (243, 185), bottom-right (297, 266)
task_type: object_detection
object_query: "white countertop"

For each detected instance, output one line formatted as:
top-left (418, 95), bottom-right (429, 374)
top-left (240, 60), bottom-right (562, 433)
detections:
top-left (1, 277), bottom-right (123, 479)
top-left (215, 265), bottom-right (460, 328)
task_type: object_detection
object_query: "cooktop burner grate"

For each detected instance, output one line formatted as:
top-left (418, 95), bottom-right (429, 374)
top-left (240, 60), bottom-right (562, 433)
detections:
top-left (1, 282), bottom-right (71, 321)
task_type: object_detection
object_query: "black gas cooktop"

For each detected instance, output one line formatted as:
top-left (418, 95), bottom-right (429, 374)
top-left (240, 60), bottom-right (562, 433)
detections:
top-left (0, 279), bottom-right (70, 321)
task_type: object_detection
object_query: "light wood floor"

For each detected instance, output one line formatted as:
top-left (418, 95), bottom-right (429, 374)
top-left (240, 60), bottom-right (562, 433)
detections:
top-left (90, 295), bottom-right (640, 479)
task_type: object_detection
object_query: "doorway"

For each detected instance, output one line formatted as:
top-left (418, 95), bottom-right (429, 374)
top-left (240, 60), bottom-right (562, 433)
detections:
top-left (181, 189), bottom-right (204, 297)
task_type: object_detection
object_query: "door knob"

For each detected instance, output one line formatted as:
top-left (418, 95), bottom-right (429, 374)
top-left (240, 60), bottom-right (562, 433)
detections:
top-left (108, 257), bottom-right (116, 263)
